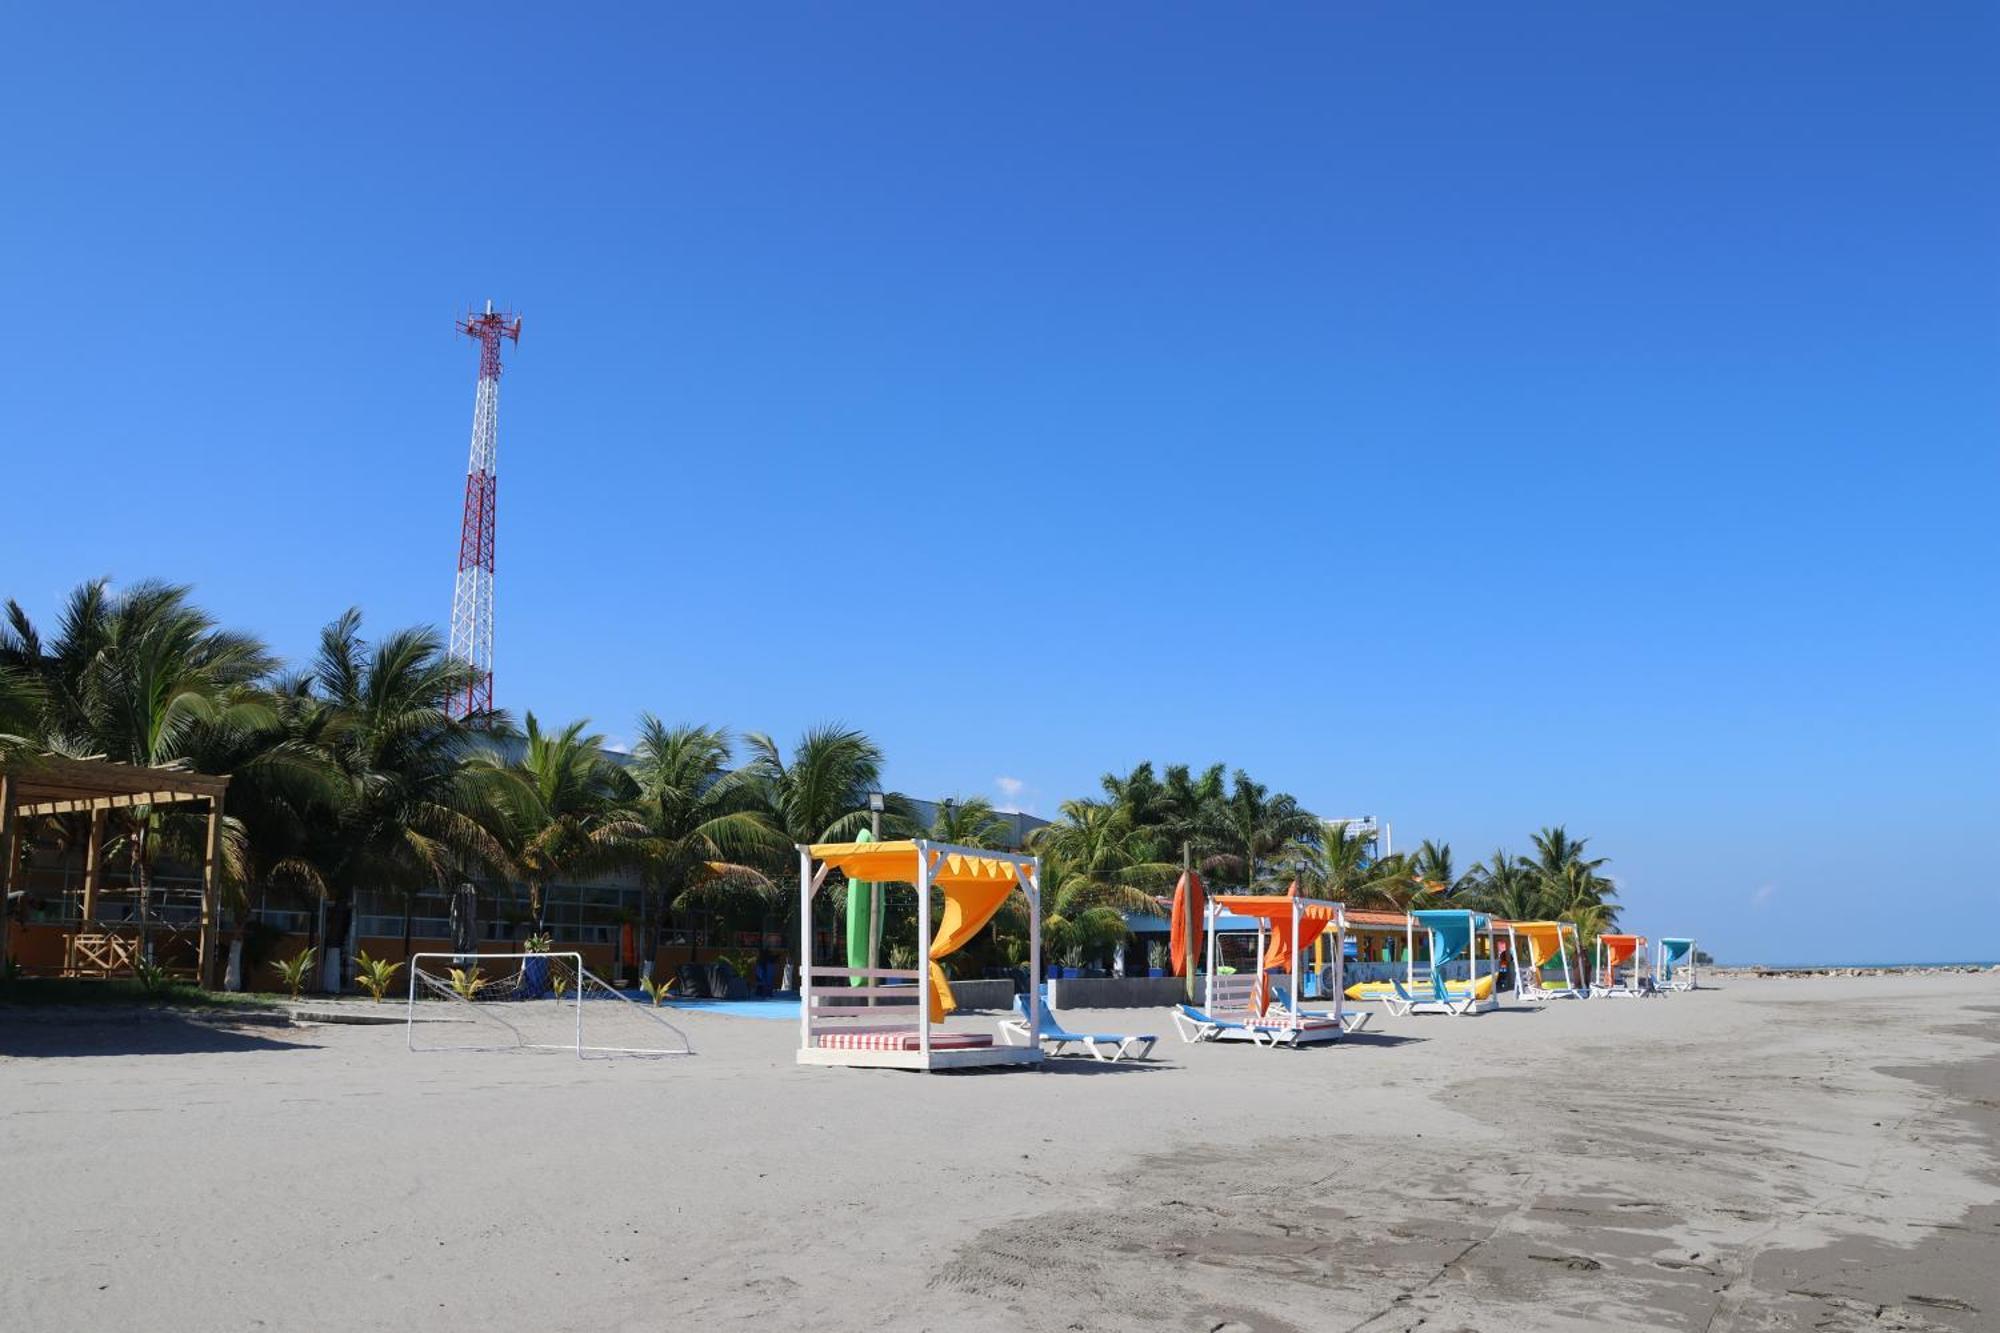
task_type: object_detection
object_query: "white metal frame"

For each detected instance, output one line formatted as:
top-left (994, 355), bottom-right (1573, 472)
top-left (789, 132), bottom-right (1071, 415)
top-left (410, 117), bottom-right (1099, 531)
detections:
top-left (405, 951), bottom-right (693, 1058)
top-left (796, 839), bottom-right (1043, 1071)
top-left (1389, 910), bottom-right (1500, 1016)
top-left (1655, 936), bottom-right (1698, 992)
top-left (1517, 922), bottom-right (1584, 1002)
top-left (1590, 935), bottom-right (1649, 998)
top-left (1188, 896), bottom-right (1363, 1047)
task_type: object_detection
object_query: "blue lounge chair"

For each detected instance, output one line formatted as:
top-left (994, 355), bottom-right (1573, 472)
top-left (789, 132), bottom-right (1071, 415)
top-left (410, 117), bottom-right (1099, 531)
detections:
top-left (1171, 1002), bottom-right (1277, 1048)
top-left (1000, 992), bottom-right (1156, 1062)
top-left (1267, 982), bottom-right (1372, 1034)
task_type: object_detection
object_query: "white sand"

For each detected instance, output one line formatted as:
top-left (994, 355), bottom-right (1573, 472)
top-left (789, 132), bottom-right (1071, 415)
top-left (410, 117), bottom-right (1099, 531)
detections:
top-left (3, 973), bottom-right (1996, 1332)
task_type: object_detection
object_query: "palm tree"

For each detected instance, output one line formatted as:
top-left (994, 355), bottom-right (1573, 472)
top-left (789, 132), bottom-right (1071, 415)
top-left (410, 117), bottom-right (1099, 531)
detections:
top-left (992, 847), bottom-right (1160, 972)
top-left (0, 580), bottom-right (276, 944)
top-left (745, 725), bottom-right (902, 963)
top-left (625, 717), bottom-right (782, 972)
top-left (1213, 770), bottom-right (1316, 891)
top-left (311, 611), bottom-right (515, 971)
top-left (475, 712), bottom-right (644, 932)
top-left (1296, 819), bottom-right (1405, 907)
top-left (926, 795), bottom-right (1012, 849)
top-left (745, 725), bottom-right (894, 846)
top-left (1411, 839), bottom-right (1469, 899)
top-left (1465, 848), bottom-right (1544, 921)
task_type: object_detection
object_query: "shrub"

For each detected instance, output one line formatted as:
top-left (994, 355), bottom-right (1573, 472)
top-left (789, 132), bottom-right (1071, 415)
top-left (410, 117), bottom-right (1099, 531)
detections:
top-left (353, 951), bottom-right (403, 1003)
top-left (271, 947), bottom-right (317, 1000)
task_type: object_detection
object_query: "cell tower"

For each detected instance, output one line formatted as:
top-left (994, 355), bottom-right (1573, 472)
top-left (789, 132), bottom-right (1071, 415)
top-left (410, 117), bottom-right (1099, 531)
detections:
top-left (447, 301), bottom-right (521, 718)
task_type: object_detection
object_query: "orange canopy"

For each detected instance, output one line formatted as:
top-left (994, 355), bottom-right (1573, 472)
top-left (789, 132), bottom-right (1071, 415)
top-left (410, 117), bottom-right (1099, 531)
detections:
top-left (1599, 933), bottom-right (1643, 969)
top-left (1169, 870), bottom-right (1206, 977)
top-left (1214, 887), bottom-right (1341, 1012)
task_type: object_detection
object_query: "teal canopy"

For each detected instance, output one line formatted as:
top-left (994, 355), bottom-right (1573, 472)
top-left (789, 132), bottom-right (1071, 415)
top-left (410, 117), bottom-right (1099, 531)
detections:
top-left (1412, 909), bottom-right (1491, 966)
top-left (1660, 937), bottom-right (1694, 963)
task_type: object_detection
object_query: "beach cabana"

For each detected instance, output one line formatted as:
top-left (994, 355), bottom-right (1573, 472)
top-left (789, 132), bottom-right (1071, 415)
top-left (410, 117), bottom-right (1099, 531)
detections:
top-left (1655, 936), bottom-right (1698, 992)
top-left (0, 754), bottom-right (231, 988)
top-left (1513, 921), bottom-right (1584, 1001)
top-left (1590, 933), bottom-right (1648, 998)
top-left (1383, 909), bottom-right (1501, 1015)
top-left (1177, 893), bottom-right (1357, 1047)
top-left (796, 839), bottom-right (1041, 1071)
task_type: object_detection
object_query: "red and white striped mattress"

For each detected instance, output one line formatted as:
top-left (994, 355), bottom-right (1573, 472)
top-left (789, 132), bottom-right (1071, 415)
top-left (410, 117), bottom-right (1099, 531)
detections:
top-left (815, 1028), bottom-right (994, 1052)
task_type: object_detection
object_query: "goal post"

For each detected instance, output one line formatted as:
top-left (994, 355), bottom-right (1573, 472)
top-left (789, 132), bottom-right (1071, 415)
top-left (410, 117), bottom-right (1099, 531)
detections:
top-left (405, 952), bottom-right (692, 1058)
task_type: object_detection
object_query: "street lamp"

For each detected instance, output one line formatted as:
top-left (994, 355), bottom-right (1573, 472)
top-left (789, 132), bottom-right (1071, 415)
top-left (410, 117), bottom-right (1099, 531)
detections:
top-left (867, 790), bottom-right (884, 840)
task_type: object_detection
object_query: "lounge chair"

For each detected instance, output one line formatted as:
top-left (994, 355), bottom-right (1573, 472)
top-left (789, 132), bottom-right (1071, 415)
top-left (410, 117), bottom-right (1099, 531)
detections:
top-left (1172, 1002), bottom-right (1273, 1047)
top-left (1266, 982), bottom-right (1372, 1034)
top-left (999, 993), bottom-right (1156, 1062)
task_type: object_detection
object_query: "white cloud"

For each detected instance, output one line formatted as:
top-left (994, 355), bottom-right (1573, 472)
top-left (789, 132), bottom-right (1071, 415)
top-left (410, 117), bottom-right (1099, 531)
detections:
top-left (1750, 883), bottom-right (1777, 908)
top-left (994, 775), bottom-right (1036, 815)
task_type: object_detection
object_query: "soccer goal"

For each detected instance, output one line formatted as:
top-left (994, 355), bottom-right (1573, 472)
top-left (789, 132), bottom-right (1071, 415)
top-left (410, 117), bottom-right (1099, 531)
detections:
top-left (405, 952), bottom-right (693, 1058)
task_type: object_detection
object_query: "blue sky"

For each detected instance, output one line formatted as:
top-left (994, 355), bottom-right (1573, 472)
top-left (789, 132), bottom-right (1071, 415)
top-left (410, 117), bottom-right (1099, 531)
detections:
top-left (4, 5), bottom-right (1994, 963)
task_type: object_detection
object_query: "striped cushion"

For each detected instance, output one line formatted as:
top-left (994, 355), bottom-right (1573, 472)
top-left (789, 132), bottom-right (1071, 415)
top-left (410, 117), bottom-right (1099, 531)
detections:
top-left (816, 1029), bottom-right (994, 1052)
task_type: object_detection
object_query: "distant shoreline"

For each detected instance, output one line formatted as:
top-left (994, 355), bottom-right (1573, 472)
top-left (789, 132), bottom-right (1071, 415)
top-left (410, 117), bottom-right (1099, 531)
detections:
top-left (1718, 961), bottom-right (1996, 975)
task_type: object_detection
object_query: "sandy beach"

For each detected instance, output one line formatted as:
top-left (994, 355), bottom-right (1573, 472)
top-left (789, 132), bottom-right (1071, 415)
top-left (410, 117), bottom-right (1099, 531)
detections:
top-left (3, 973), bottom-right (1995, 1332)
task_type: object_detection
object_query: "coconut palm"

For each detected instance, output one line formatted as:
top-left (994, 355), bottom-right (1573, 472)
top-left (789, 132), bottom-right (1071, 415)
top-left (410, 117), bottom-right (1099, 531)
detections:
top-left (1212, 770), bottom-right (1317, 891)
top-left (1296, 819), bottom-right (1405, 907)
top-left (1411, 839), bottom-right (1470, 899)
top-left (925, 795), bottom-right (1013, 849)
top-left (474, 712), bottom-right (645, 931)
top-left (0, 580), bottom-right (277, 937)
top-left (745, 725), bottom-right (897, 846)
top-left (1465, 848), bottom-right (1545, 921)
top-left (625, 717), bottom-right (782, 966)
top-left (992, 846), bottom-right (1160, 971)
top-left (311, 611), bottom-right (516, 967)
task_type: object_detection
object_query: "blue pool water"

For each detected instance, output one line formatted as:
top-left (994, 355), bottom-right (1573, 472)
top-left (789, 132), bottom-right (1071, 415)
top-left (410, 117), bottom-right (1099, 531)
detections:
top-left (616, 992), bottom-right (802, 1021)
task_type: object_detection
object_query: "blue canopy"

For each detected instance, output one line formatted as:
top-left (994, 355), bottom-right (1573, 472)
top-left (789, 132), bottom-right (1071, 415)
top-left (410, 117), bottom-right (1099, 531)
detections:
top-left (1660, 937), bottom-right (1695, 963)
top-left (1411, 909), bottom-right (1492, 966)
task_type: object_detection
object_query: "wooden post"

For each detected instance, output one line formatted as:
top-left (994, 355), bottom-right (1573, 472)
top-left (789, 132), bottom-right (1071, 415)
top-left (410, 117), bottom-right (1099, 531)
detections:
top-left (81, 808), bottom-right (105, 922)
top-left (0, 774), bottom-right (15, 973)
top-left (198, 796), bottom-right (224, 990)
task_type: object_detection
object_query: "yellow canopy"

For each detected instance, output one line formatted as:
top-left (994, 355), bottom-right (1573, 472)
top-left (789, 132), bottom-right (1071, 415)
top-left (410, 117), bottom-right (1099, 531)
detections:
top-left (809, 841), bottom-right (1030, 1022)
top-left (1513, 921), bottom-right (1574, 971)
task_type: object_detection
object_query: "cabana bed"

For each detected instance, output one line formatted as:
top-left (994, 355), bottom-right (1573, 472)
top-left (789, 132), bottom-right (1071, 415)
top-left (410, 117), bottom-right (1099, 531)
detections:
top-left (1655, 936), bottom-right (1698, 992)
top-left (1174, 894), bottom-right (1364, 1047)
top-left (1590, 933), bottom-right (1648, 998)
top-left (797, 839), bottom-right (1042, 1072)
top-left (1513, 920), bottom-right (1584, 1001)
top-left (1379, 909), bottom-right (1502, 1016)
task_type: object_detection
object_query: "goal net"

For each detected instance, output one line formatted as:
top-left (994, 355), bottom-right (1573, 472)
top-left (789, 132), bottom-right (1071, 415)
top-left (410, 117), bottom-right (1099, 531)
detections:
top-left (406, 952), bottom-right (692, 1058)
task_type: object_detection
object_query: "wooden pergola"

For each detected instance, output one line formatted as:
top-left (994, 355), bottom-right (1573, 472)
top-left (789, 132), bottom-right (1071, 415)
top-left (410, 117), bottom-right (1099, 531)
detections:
top-left (0, 755), bottom-right (231, 989)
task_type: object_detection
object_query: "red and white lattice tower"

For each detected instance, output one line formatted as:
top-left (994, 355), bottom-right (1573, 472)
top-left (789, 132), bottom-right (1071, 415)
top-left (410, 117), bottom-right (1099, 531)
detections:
top-left (447, 301), bottom-right (521, 718)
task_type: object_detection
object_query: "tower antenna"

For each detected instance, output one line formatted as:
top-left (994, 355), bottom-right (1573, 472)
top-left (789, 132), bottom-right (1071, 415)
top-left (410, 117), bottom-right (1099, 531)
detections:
top-left (448, 302), bottom-right (522, 718)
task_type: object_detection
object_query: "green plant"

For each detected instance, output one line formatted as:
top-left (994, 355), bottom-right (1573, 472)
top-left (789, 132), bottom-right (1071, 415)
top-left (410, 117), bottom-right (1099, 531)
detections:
top-left (352, 950), bottom-right (403, 1003)
top-left (550, 968), bottom-right (571, 1001)
top-left (524, 930), bottom-right (554, 954)
top-left (448, 965), bottom-right (487, 1000)
top-left (132, 957), bottom-right (176, 996)
top-left (271, 947), bottom-right (317, 999)
top-left (639, 974), bottom-right (671, 1007)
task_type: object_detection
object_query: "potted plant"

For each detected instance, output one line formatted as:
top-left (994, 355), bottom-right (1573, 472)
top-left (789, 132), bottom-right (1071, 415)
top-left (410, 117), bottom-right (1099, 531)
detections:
top-left (522, 931), bottom-right (554, 998)
top-left (1146, 940), bottom-right (1167, 978)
